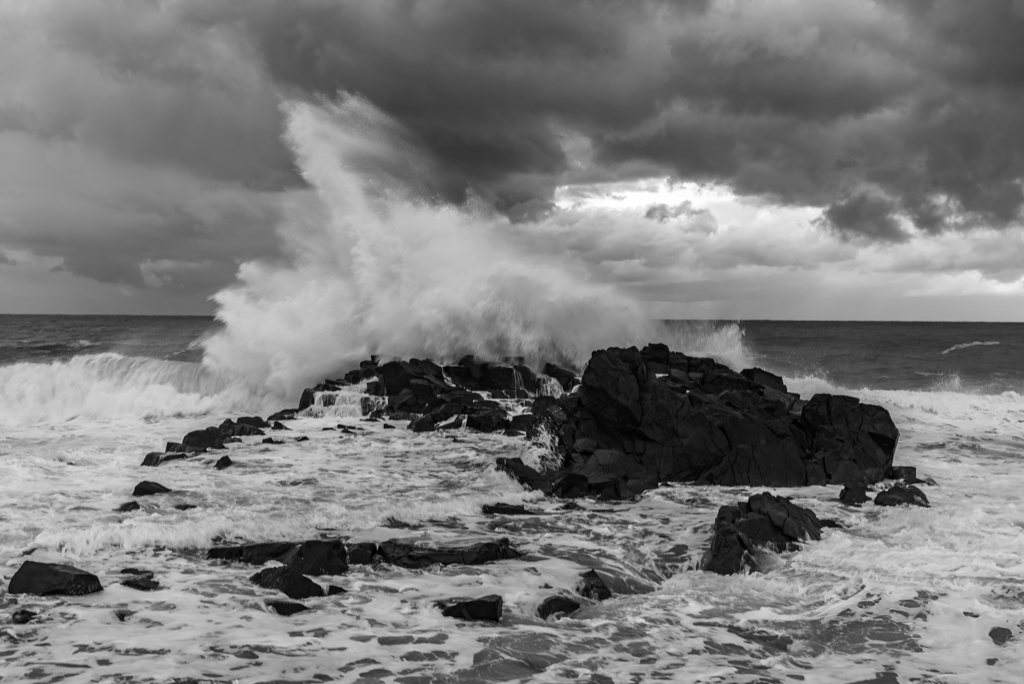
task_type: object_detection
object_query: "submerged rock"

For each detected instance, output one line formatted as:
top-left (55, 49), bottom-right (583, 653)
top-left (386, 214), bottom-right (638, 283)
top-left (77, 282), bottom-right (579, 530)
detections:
top-left (482, 503), bottom-right (535, 516)
top-left (117, 501), bottom-right (141, 512)
top-left (703, 492), bottom-right (825, 575)
top-left (577, 570), bottom-right (612, 601)
top-left (436, 595), bottom-right (502, 622)
top-left (214, 456), bottom-right (233, 470)
top-left (989, 627), bottom-right (1014, 646)
top-left (874, 484), bottom-right (929, 507)
top-left (268, 600), bottom-right (308, 616)
top-left (12, 609), bottom-right (36, 624)
top-left (537, 595), bottom-right (581, 619)
top-left (250, 566), bottom-right (325, 599)
top-left (8, 561), bottom-right (103, 596)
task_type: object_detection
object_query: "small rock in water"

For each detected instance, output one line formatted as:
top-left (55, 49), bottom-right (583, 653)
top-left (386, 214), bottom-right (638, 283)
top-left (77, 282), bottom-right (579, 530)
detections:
top-left (383, 423), bottom-right (396, 430)
top-left (267, 409), bottom-right (298, 422)
top-left (268, 600), bottom-right (308, 616)
top-left (114, 609), bottom-right (134, 622)
top-left (989, 627), bottom-right (1014, 646)
top-left (12, 609), bottom-right (37, 624)
top-left (275, 540), bottom-right (348, 575)
top-left (262, 437), bottom-right (282, 445)
top-left (295, 436), bottom-right (310, 442)
top-left (271, 421), bottom-right (290, 430)
top-left (214, 456), bottom-right (233, 470)
top-left (482, 503), bottom-right (534, 516)
top-left (181, 427), bottom-right (226, 450)
top-left (327, 585), bottom-right (347, 595)
top-left (250, 566), bottom-right (325, 599)
top-left (578, 570), bottom-right (612, 601)
top-left (116, 501), bottom-right (141, 513)
top-left (377, 538), bottom-right (520, 569)
top-left (133, 481), bottom-right (171, 497)
top-left (537, 596), bottom-right (581, 619)
top-left (436, 595), bottom-right (502, 622)
top-left (874, 483), bottom-right (929, 507)
top-left (8, 561), bottom-right (103, 596)
top-left (141, 452), bottom-right (191, 467)
top-left (840, 485), bottom-right (870, 505)
top-left (121, 576), bottom-right (160, 591)
top-left (174, 503), bottom-right (197, 511)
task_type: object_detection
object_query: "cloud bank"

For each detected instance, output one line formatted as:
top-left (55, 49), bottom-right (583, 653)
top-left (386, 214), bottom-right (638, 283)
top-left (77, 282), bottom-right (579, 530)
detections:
top-left (0, 0), bottom-right (1022, 317)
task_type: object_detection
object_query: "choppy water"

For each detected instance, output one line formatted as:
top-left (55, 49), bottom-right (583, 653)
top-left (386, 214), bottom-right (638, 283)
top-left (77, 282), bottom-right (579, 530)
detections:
top-left (0, 316), bottom-right (1021, 683)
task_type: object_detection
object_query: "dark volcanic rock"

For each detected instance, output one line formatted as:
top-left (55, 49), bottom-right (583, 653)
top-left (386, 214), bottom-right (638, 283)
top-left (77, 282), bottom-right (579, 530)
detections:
top-left (268, 600), bottom-right (308, 616)
top-left (12, 609), bottom-right (36, 624)
top-left (538, 595), bottom-right (581, 619)
top-left (141, 451), bottom-right (192, 467)
top-left (345, 542), bottom-right (378, 565)
top-left (437, 595), bottom-right (502, 622)
top-left (377, 538), bottom-right (521, 569)
top-left (133, 481), bottom-right (171, 496)
top-left (482, 503), bottom-right (534, 516)
top-left (989, 627), bottom-right (1014, 646)
top-left (839, 484), bottom-right (870, 505)
top-left (121, 576), bottom-right (160, 591)
top-left (237, 416), bottom-right (270, 429)
top-left (208, 542), bottom-right (299, 565)
top-left (275, 540), bottom-right (348, 576)
top-left (704, 492), bottom-right (825, 575)
top-left (497, 345), bottom-right (900, 499)
top-left (578, 570), bottom-right (612, 601)
top-left (467, 410), bottom-right (509, 433)
top-left (9, 561), bottom-right (103, 596)
top-left (117, 501), bottom-right (141, 512)
top-left (410, 415), bottom-right (436, 433)
top-left (182, 427), bottom-right (226, 450)
top-left (250, 566), bottom-right (325, 599)
top-left (214, 456), bottom-right (233, 470)
top-left (874, 484), bottom-right (929, 507)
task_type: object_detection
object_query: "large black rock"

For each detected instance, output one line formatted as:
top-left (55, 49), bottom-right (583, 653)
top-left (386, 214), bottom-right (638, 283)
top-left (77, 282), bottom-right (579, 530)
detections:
top-left (537, 595), bottom-right (581, 619)
top-left (703, 492), bottom-right (824, 575)
top-left (377, 538), bottom-right (521, 569)
top-left (874, 484), bottom-right (929, 507)
top-left (208, 540), bottom-right (347, 575)
top-left (499, 345), bottom-right (901, 499)
top-left (8, 561), bottom-right (103, 596)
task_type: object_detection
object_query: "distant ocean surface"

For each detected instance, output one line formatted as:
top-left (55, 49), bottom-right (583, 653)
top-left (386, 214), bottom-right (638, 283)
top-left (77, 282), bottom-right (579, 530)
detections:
top-left (0, 315), bottom-right (1021, 683)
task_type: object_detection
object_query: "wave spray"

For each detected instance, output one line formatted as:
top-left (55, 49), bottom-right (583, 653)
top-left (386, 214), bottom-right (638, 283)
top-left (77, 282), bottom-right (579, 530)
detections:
top-left (202, 95), bottom-right (653, 396)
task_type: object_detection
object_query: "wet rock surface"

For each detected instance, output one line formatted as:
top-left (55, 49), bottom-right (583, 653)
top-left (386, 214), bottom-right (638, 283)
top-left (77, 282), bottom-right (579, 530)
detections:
top-left (436, 595), bottom-right (503, 622)
top-left (874, 484), bottom-right (930, 507)
top-left (703, 492), bottom-right (825, 575)
top-left (8, 561), bottom-right (103, 596)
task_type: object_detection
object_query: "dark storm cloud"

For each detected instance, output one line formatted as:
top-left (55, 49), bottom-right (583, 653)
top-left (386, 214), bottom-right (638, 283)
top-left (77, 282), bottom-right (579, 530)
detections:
top-left (170, 0), bottom-right (1024, 236)
top-left (4, 0), bottom-right (1024, 299)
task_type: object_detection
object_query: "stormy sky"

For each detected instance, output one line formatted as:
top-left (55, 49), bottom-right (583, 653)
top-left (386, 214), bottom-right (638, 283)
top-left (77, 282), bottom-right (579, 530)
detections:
top-left (1, 0), bottom-right (1023, 319)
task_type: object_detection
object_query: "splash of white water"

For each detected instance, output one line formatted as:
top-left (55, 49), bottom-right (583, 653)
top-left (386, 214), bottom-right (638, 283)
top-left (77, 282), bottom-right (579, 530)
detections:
top-left (202, 95), bottom-right (652, 396)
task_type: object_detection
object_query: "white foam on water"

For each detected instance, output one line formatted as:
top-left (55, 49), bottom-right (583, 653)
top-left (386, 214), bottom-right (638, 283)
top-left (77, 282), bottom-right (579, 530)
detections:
top-left (0, 353), bottom-right (270, 427)
top-left (940, 340), bottom-right (1000, 354)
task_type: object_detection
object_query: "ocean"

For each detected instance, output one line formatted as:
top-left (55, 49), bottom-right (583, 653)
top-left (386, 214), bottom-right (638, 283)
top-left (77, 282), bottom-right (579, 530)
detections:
top-left (0, 315), bottom-right (1021, 683)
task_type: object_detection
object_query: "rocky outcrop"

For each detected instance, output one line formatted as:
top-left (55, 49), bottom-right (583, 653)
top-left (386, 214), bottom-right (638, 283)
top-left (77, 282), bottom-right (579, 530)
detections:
top-left (500, 345), bottom-right (901, 499)
top-left (8, 561), bottom-right (103, 596)
top-left (577, 570), bottom-right (612, 600)
top-left (703, 492), bottom-right (825, 575)
top-left (250, 566), bottom-right (324, 599)
top-left (208, 540), bottom-right (347, 575)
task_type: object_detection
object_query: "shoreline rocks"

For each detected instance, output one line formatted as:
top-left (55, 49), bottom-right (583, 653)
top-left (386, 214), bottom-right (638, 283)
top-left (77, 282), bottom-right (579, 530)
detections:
top-left (9, 561), bottom-right (103, 596)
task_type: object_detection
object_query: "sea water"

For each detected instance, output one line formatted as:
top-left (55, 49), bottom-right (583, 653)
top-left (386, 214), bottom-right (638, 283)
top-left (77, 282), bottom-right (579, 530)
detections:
top-left (0, 316), bottom-right (1021, 683)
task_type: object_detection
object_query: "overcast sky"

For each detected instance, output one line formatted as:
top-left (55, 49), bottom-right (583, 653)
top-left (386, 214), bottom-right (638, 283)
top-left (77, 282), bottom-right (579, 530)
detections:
top-left (1, 0), bottom-right (1023, 320)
